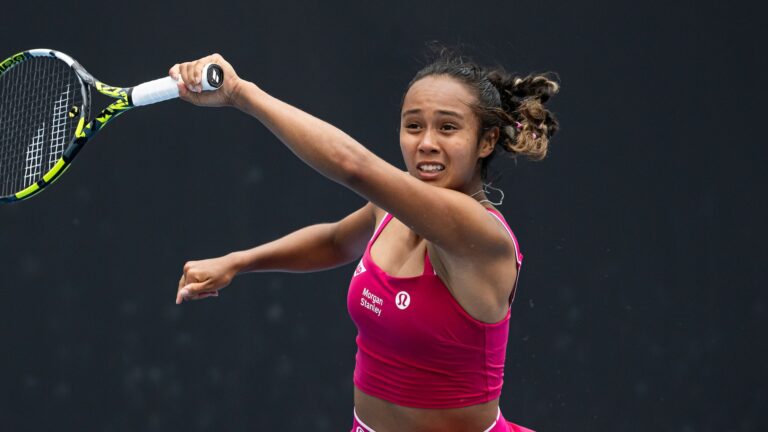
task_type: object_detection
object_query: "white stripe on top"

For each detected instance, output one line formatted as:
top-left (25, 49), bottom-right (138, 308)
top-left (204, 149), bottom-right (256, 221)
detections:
top-left (353, 407), bottom-right (502, 432)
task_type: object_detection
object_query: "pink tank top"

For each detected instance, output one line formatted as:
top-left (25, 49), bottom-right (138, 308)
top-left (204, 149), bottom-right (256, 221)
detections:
top-left (347, 208), bottom-right (523, 409)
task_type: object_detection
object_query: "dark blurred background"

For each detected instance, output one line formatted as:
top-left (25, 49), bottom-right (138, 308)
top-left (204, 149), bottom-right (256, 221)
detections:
top-left (1, 0), bottom-right (765, 431)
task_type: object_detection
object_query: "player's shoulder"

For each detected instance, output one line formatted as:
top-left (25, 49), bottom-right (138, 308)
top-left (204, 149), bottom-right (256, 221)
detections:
top-left (482, 204), bottom-right (512, 229)
top-left (482, 204), bottom-right (509, 222)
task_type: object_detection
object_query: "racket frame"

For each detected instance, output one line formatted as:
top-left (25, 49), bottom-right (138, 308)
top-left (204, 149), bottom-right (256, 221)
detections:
top-left (1, 49), bottom-right (174, 203)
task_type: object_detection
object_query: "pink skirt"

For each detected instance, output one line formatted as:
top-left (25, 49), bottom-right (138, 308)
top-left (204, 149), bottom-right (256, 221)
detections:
top-left (351, 408), bottom-right (535, 432)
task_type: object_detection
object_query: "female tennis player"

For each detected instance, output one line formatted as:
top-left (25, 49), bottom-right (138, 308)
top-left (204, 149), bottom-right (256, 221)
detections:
top-left (172, 50), bottom-right (558, 432)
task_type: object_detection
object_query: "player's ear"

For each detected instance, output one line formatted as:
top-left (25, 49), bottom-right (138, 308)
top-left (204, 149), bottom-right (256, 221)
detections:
top-left (478, 126), bottom-right (498, 158)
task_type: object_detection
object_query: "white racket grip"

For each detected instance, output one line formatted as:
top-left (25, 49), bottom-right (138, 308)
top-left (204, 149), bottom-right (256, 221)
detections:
top-left (131, 77), bottom-right (179, 106)
top-left (131, 63), bottom-right (223, 106)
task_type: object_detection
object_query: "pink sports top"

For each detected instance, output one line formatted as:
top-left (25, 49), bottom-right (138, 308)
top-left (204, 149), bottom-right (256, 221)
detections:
top-left (347, 208), bottom-right (523, 409)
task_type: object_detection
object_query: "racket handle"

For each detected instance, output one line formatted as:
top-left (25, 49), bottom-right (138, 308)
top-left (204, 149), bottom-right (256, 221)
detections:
top-left (131, 63), bottom-right (224, 106)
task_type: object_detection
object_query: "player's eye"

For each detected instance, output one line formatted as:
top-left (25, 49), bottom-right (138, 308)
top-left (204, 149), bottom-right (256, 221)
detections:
top-left (405, 122), bottom-right (421, 130)
top-left (441, 123), bottom-right (458, 131)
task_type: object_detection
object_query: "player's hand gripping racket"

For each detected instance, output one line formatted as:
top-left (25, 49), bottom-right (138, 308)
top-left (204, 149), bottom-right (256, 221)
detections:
top-left (0, 49), bottom-right (223, 204)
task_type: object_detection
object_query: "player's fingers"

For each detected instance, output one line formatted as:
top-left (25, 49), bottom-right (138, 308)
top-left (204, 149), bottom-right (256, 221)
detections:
top-left (178, 62), bottom-right (188, 85)
top-left (169, 64), bottom-right (181, 80)
top-left (176, 274), bottom-right (186, 304)
top-left (181, 280), bottom-right (210, 297)
top-left (181, 283), bottom-right (219, 302)
top-left (192, 60), bottom-right (203, 92)
top-left (180, 62), bottom-right (197, 93)
top-left (186, 60), bottom-right (203, 93)
top-left (189, 290), bottom-right (219, 300)
top-left (176, 78), bottom-right (194, 101)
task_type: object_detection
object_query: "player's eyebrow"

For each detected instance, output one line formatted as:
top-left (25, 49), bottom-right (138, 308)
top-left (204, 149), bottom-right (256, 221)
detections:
top-left (401, 109), bottom-right (464, 119)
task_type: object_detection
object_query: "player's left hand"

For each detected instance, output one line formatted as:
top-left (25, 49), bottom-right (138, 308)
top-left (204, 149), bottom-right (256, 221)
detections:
top-left (176, 254), bottom-right (238, 304)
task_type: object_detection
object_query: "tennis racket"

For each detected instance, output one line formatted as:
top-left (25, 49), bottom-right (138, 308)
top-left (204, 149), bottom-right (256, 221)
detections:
top-left (0, 49), bottom-right (223, 204)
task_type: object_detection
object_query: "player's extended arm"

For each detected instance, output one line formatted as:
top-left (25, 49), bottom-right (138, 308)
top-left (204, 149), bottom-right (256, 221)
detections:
top-left (176, 202), bottom-right (375, 303)
top-left (172, 55), bottom-right (513, 261)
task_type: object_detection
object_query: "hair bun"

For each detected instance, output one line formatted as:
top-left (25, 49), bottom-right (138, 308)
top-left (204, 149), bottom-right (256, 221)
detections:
top-left (511, 74), bottom-right (559, 104)
top-left (485, 72), bottom-right (560, 161)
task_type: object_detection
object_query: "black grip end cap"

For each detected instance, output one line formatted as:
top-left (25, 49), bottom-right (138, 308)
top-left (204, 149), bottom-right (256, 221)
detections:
top-left (206, 64), bottom-right (224, 89)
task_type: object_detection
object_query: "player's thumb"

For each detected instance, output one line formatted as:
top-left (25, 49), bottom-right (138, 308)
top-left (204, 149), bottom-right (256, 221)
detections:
top-left (181, 281), bottom-right (209, 298)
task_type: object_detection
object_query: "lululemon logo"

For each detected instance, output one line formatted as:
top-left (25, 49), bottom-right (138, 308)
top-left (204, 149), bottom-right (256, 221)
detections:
top-left (395, 291), bottom-right (411, 310)
top-left (356, 428), bottom-right (364, 432)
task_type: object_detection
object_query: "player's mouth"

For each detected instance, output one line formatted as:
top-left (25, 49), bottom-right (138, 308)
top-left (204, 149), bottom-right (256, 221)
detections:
top-left (416, 162), bottom-right (445, 179)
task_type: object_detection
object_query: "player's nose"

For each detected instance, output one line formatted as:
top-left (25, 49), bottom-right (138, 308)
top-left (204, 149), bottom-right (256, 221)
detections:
top-left (417, 129), bottom-right (440, 153)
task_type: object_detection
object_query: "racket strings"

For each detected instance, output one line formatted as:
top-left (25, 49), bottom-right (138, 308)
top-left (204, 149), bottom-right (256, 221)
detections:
top-left (0, 57), bottom-right (85, 197)
top-left (49, 84), bottom-right (72, 168)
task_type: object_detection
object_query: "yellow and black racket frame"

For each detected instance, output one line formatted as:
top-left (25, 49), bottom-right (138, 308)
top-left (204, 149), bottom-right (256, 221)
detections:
top-left (0, 49), bottom-right (222, 204)
top-left (0, 50), bottom-right (136, 203)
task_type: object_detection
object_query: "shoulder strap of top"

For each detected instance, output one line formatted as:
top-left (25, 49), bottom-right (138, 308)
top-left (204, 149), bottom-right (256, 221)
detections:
top-left (370, 212), bottom-right (394, 244)
top-left (485, 208), bottom-right (523, 307)
top-left (423, 243), bottom-right (436, 276)
top-left (372, 213), bottom-right (436, 276)
top-left (485, 208), bottom-right (523, 266)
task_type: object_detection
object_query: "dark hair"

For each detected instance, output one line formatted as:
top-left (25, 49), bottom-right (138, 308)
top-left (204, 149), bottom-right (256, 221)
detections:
top-left (404, 48), bottom-right (560, 180)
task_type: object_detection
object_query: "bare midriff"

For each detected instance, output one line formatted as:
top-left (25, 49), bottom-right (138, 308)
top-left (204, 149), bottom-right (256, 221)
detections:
top-left (354, 386), bottom-right (500, 432)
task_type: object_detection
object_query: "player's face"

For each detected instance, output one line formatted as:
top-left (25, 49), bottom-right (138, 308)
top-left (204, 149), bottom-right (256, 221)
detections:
top-left (400, 75), bottom-right (495, 192)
